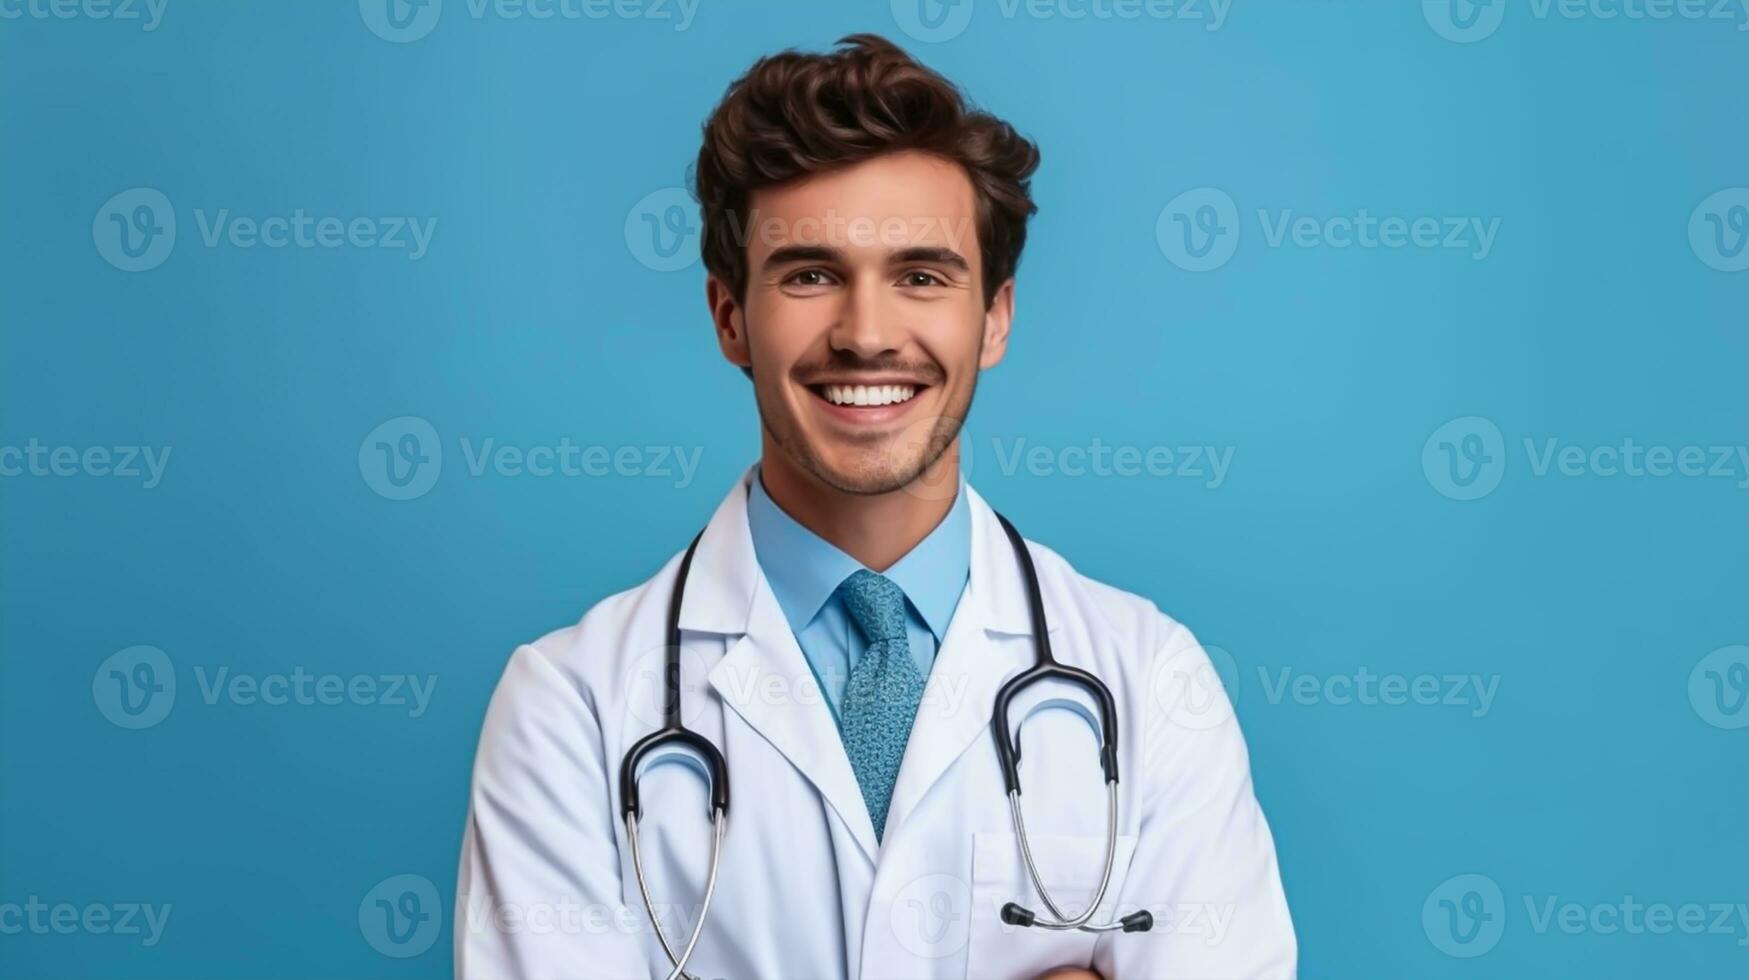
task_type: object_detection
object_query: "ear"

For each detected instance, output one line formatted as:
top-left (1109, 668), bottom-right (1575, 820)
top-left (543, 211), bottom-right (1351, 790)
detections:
top-left (707, 275), bottom-right (750, 369)
top-left (978, 277), bottom-right (1014, 370)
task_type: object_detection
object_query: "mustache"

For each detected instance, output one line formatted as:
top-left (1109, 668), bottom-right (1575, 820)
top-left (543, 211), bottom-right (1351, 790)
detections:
top-left (793, 355), bottom-right (944, 385)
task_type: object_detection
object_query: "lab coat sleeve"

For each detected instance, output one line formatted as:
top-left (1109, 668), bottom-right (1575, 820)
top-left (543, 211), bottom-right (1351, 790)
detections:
top-left (455, 643), bottom-right (649, 980)
top-left (1094, 619), bottom-right (1298, 979)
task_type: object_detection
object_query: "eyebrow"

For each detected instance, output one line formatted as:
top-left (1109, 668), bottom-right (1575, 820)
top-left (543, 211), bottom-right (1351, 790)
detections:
top-left (760, 244), bottom-right (972, 274)
top-left (762, 245), bottom-right (842, 270)
top-left (892, 246), bottom-right (971, 273)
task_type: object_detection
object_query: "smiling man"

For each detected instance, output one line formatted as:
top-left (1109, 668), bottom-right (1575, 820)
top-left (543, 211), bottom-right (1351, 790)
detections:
top-left (456, 34), bottom-right (1296, 979)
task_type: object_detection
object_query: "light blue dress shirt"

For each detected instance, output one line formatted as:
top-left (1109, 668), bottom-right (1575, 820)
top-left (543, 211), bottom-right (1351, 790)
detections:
top-left (745, 463), bottom-right (971, 729)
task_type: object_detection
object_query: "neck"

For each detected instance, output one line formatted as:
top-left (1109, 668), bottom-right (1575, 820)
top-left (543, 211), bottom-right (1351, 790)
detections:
top-left (756, 438), bottom-right (960, 573)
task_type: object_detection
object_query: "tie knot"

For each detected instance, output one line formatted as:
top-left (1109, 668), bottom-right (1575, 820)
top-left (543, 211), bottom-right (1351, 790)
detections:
top-left (838, 569), bottom-right (909, 644)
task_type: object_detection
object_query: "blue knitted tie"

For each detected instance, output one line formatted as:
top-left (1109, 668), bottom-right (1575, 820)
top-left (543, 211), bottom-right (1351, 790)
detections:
top-left (837, 569), bottom-right (925, 842)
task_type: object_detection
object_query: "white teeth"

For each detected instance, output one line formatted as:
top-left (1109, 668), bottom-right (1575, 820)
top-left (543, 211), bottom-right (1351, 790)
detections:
top-left (822, 384), bottom-right (918, 407)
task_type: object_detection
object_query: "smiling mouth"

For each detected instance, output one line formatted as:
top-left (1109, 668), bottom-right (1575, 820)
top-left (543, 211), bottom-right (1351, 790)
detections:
top-left (806, 382), bottom-right (925, 407)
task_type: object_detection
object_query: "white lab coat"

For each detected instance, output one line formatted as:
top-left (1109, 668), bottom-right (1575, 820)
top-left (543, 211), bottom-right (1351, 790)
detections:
top-left (456, 464), bottom-right (1296, 979)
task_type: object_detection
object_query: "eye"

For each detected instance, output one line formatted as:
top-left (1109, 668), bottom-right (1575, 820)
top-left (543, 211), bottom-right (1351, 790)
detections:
top-left (783, 268), bottom-right (839, 289)
top-left (899, 270), bottom-right (946, 288)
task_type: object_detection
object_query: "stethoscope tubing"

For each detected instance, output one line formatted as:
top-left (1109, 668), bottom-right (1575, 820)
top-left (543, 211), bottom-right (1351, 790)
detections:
top-left (621, 506), bottom-right (1152, 977)
top-left (1006, 782), bottom-right (1125, 931)
top-left (626, 806), bottom-right (726, 980)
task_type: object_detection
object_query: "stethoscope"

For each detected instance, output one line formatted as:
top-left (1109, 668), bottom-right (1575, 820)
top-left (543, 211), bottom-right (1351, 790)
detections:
top-left (620, 511), bottom-right (1153, 980)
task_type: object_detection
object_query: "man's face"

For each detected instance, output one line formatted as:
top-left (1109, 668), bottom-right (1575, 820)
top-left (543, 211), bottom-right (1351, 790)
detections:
top-left (710, 150), bottom-right (1013, 497)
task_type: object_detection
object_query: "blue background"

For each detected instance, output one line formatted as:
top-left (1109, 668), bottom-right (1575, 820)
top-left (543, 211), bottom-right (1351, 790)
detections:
top-left (3, 0), bottom-right (1746, 976)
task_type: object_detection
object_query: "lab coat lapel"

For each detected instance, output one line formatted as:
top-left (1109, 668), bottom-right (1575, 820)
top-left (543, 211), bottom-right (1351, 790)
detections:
top-left (882, 485), bottom-right (1058, 839)
top-left (687, 466), bottom-right (880, 861)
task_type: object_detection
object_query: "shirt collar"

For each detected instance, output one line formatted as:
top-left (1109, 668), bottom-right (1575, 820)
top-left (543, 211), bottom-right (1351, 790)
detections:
top-left (745, 462), bottom-right (971, 642)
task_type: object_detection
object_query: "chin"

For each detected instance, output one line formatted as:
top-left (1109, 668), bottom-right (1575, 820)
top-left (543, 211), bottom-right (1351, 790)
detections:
top-left (808, 453), bottom-right (923, 496)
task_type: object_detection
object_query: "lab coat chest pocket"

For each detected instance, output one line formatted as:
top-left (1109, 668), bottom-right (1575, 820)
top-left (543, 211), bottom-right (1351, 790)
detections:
top-left (965, 831), bottom-right (1137, 980)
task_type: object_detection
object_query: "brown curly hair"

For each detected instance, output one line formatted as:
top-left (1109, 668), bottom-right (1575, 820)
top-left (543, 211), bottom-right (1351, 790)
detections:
top-left (694, 33), bottom-right (1041, 310)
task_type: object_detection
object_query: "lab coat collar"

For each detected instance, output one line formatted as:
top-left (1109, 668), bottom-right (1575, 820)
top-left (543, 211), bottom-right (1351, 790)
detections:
top-left (678, 463), bottom-right (1048, 638)
top-left (687, 463), bottom-right (1058, 862)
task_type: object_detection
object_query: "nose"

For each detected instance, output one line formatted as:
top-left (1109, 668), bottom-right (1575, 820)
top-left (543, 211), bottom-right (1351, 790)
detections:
top-left (827, 275), bottom-right (905, 360)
